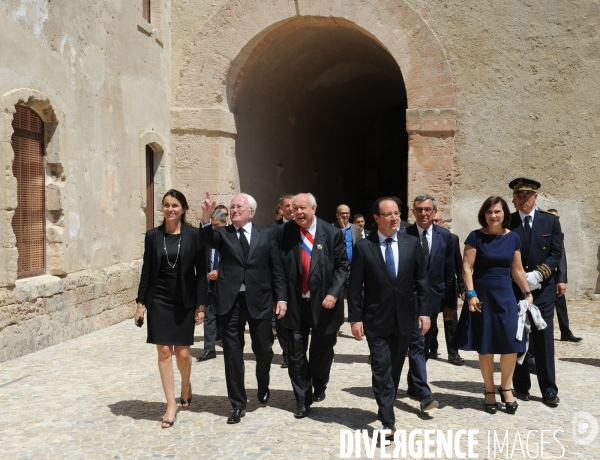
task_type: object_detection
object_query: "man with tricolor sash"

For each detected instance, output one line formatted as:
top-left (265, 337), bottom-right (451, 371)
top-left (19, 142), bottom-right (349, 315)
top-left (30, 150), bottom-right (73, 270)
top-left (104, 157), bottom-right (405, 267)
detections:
top-left (277, 193), bottom-right (349, 418)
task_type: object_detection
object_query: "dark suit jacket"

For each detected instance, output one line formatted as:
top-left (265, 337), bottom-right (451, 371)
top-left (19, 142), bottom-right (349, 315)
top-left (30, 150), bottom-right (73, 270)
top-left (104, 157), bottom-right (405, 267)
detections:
top-left (556, 232), bottom-right (567, 284)
top-left (333, 221), bottom-right (363, 246)
top-left (406, 224), bottom-right (455, 313)
top-left (278, 218), bottom-right (349, 334)
top-left (136, 223), bottom-right (206, 310)
top-left (203, 247), bottom-right (218, 305)
top-left (348, 230), bottom-right (431, 337)
top-left (449, 232), bottom-right (466, 301)
top-left (201, 222), bottom-right (286, 319)
top-left (510, 210), bottom-right (562, 307)
top-left (364, 229), bottom-right (371, 238)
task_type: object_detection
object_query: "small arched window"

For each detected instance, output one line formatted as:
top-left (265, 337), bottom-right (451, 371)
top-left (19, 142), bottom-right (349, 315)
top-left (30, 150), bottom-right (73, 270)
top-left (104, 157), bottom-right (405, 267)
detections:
top-left (11, 106), bottom-right (46, 278)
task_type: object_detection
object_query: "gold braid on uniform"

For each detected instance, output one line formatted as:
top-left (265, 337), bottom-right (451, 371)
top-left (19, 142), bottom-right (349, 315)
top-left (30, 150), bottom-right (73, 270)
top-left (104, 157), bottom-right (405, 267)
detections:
top-left (537, 264), bottom-right (552, 280)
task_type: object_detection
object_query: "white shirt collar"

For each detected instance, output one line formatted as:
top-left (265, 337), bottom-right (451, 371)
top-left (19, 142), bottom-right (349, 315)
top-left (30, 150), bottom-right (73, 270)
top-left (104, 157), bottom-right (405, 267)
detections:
top-left (519, 208), bottom-right (536, 222)
top-left (233, 221), bottom-right (253, 234)
top-left (304, 217), bottom-right (317, 236)
top-left (378, 230), bottom-right (397, 244)
top-left (416, 224), bottom-right (432, 236)
top-left (282, 216), bottom-right (290, 223)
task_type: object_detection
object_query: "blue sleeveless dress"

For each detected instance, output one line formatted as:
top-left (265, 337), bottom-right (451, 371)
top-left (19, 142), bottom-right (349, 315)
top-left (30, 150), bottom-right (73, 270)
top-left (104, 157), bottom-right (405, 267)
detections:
top-left (453, 230), bottom-right (527, 355)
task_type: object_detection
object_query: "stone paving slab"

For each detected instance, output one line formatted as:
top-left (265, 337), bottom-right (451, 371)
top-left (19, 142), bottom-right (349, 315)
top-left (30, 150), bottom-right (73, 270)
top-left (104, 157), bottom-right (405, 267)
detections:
top-left (0, 300), bottom-right (599, 459)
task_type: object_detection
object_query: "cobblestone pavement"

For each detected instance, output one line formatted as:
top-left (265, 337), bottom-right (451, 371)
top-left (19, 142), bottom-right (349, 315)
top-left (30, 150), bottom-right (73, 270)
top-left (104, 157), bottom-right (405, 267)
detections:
top-left (1, 300), bottom-right (598, 459)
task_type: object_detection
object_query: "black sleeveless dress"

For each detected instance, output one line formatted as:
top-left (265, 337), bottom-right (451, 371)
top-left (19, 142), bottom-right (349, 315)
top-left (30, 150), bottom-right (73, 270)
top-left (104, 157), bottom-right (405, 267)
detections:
top-left (147, 232), bottom-right (195, 346)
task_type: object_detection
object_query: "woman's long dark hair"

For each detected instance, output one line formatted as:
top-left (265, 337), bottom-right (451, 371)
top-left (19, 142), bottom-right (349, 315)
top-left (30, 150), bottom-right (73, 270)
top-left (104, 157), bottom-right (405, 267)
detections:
top-left (161, 189), bottom-right (189, 226)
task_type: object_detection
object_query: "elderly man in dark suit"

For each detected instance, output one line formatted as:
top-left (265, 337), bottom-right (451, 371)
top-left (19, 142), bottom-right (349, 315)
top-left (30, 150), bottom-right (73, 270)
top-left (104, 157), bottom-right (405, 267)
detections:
top-left (200, 192), bottom-right (287, 424)
top-left (278, 193), bottom-right (349, 418)
top-left (268, 194), bottom-right (295, 368)
top-left (348, 196), bottom-right (431, 438)
top-left (405, 194), bottom-right (455, 412)
top-left (509, 178), bottom-right (563, 406)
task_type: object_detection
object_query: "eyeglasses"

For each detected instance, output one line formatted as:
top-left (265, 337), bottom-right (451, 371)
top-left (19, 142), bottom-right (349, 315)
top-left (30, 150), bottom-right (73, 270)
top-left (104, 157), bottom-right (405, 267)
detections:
top-left (379, 212), bottom-right (400, 219)
top-left (338, 213), bottom-right (350, 216)
top-left (414, 207), bottom-right (433, 214)
top-left (230, 205), bottom-right (247, 211)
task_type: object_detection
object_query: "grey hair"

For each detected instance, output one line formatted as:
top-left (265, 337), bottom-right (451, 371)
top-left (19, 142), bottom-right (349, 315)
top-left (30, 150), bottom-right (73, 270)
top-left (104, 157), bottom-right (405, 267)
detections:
top-left (241, 193), bottom-right (257, 213)
top-left (293, 192), bottom-right (317, 207)
top-left (210, 209), bottom-right (227, 223)
top-left (279, 193), bottom-right (294, 205)
top-left (413, 194), bottom-right (438, 211)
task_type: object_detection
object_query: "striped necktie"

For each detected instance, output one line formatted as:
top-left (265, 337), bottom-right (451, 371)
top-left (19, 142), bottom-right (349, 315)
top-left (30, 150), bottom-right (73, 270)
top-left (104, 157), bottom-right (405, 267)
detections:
top-left (300, 226), bottom-right (314, 295)
top-left (422, 229), bottom-right (430, 267)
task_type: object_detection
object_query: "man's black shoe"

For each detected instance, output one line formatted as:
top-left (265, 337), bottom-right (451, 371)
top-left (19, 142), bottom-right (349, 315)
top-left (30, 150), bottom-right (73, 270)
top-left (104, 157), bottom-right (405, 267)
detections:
top-left (448, 353), bottom-right (465, 366)
top-left (281, 358), bottom-right (289, 369)
top-left (542, 394), bottom-right (560, 406)
top-left (257, 388), bottom-right (270, 404)
top-left (294, 406), bottom-right (310, 418)
top-left (515, 391), bottom-right (530, 401)
top-left (314, 391), bottom-right (326, 402)
top-left (227, 409), bottom-right (245, 424)
top-left (429, 350), bottom-right (439, 359)
top-left (196, 350), bottom-right (216, 362)
top-left (420, 395), bottom-right (439, 412)
top-left (561, 333), bottom-right (583, 343)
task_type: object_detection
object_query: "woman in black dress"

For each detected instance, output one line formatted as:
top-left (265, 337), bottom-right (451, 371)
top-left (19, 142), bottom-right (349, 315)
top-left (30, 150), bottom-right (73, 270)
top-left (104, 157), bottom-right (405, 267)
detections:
top-left (134, 190), bottom-right (206, 428)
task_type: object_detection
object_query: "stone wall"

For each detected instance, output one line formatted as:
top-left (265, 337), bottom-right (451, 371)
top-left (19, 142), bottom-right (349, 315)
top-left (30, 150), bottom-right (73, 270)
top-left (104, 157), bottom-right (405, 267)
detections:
top-left (0, 1), bottom-right (172, 362)
top-left (171, 0), bottom-right (600, 298)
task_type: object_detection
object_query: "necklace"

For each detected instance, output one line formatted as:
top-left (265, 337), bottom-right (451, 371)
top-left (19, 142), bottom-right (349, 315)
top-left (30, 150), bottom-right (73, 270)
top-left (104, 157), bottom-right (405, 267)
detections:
top-left (163, 233), bottom-right (181, 268)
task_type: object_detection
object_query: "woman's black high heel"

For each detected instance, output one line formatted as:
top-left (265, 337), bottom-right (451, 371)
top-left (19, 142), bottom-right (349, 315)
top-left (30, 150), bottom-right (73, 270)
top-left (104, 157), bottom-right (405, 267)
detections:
top-left (483, 391), bottom-right (498, 414)
top-left (180, 382), bottom-right (192, 409)
top-left (499, 387), bottom-right (518, 414)
top-left (162, 407), bottom-right (179, 429)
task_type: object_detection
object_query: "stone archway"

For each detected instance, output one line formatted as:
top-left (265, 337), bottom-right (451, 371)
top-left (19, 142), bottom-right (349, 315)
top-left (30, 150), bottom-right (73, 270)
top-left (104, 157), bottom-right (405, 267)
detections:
top-left (172, 0), bottom-right (456, 222)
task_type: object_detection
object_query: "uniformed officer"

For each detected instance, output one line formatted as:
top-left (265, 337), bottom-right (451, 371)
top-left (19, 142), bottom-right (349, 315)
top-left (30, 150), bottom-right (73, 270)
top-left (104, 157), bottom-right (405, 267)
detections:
top-left (509, 178), bottom-right (563, 406)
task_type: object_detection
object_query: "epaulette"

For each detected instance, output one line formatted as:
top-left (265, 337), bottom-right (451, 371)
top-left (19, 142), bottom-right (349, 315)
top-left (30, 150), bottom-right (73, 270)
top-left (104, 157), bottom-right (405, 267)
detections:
top-left (538, 209), bottom-right (555, 215)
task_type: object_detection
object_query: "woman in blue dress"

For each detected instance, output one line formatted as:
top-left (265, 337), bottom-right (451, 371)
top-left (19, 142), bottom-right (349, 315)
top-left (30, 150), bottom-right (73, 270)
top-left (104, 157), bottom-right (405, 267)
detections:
top-left (454, 196), bottom-right (532, 414)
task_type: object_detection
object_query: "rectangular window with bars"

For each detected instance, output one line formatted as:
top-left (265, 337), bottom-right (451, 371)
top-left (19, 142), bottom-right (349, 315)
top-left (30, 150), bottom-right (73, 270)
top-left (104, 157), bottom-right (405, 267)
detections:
top-left (11, 106), bottom-right (46, 278)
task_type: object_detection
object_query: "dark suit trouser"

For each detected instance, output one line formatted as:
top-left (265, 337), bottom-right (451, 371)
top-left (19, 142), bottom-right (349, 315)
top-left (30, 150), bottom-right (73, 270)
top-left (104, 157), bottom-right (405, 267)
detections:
top-left (555, 295), bottom-right (571, 336)
top-left (430, 309), bottom-right (460, 356)
top-left (275, 317), bottom-right (289, 359)
top-left (220, 294), bottom-right (274, 410)
top-left (513, 302), bottom-right (558, 397)
top-left (407, 313), bottom-right (433, 399)
top-left (287, 299), bottom-right (337, 407)
top-left (367, 328), bottom-right (410, 426)
top-left (203, 304), bottom-right (217, 353)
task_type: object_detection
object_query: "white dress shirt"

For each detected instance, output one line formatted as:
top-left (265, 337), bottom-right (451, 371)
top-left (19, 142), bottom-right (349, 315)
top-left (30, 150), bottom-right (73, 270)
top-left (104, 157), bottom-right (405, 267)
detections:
top-left (231, 221), bottom-right (253, 291)
top-left (416, 224), bottom-right (432, 250)
top-left (377, 230), bottom-right (399, 276)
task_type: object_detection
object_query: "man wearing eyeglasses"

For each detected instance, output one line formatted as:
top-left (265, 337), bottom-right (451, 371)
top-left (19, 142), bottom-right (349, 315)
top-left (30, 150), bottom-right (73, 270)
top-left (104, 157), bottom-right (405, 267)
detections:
top-left (405, 194), bottom-right (455, 412)
top-left (348, 197), bottom-right (431, 438)
top-left (333, 204), bottom-right (363, 265)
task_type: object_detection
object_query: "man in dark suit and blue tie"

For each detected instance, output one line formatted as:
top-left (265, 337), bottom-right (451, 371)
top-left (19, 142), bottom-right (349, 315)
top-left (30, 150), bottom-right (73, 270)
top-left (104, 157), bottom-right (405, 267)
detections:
top-left (278, 193), bottom-right (349, 418)
top-left (509, 178), bottom-right (563, 406)
top-left (348, 197), bottom-right (431, 437)
top-left (405, 194), bottom-right (455, 412)
top-left (200, 192), bottom-right (287, 423)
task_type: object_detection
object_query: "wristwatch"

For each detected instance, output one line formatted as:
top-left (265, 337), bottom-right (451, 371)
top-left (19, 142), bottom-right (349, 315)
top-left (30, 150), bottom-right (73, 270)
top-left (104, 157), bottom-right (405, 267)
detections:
top-left (522, 291), bottom-right (532, 299)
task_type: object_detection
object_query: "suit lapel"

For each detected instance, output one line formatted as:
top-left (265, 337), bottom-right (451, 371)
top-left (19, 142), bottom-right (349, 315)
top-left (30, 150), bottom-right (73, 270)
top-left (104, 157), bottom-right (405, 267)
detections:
top-left (528, 213), bottom-right (544, 262)
top-left (292, 227), bottom-right (302, 276)
top-left (395, 231), bottom-right (407, 283)
top-left (226, 225), bottom-right (244, 262)
top-left (429, 226), bottom-right (439, 267)
top-left (155, 228), bottom-right (162, 266)
top-left (247, 224), bottom-right (260, 260)
top-left (514, 214), bottom-right (529, 258)
top-left (310, 220), bottom-right (325, 276)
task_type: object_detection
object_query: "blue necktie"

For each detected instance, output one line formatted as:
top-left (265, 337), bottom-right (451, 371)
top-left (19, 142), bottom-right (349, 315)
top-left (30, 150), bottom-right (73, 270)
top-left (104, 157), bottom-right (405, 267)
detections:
top-left (385, 237), bottom-right (396, 279)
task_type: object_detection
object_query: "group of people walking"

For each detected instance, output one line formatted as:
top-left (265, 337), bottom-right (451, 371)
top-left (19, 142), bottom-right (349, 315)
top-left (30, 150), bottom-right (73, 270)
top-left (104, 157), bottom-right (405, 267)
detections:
top-left (134, 177), bottom-right (575, 436)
